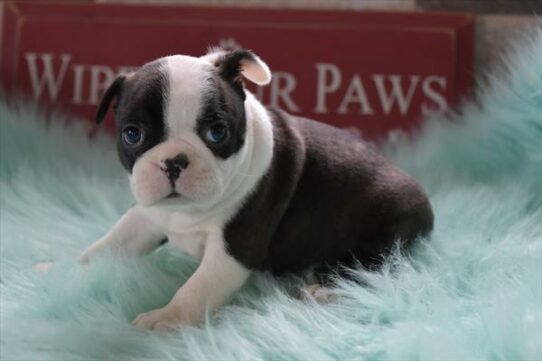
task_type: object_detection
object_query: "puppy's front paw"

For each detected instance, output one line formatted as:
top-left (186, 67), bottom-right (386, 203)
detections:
top-left (133, 306), bottom-right (182, 332)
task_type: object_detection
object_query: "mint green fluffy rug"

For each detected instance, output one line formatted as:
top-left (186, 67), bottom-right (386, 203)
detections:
top-left (1, 27), bottom-right (541, 361)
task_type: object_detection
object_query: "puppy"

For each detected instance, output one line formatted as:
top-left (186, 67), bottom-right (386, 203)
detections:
top-left (78, 48), bottom-right (433, 331)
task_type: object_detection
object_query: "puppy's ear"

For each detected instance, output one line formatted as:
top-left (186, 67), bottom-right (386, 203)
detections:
top-left (95, 74), bottom-right (126, 124)
top-left (216, 49), bottom-right (272, 86)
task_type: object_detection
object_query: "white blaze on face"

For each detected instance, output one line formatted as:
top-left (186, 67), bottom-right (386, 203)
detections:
top-left (165, 55), bottom-right (211, 135)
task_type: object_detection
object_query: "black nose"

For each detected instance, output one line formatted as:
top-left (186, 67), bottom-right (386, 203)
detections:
top-left (163, 154), bottom-right (189, 182)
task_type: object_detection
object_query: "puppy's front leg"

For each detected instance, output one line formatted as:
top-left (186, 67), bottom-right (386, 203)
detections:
top-left (133, 230), bottom-right (250, 330)
top-left (78, 207), bottom-right (165, 264)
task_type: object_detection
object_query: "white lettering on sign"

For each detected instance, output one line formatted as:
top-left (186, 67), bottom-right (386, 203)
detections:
top-left (314, 63), bottom-right (342, 114)
top-left (373, 74), bottom-right (420, 115)
top-left (25, 53), bottom-right (71, 102)
top-left (337, 75), bottom-right (374, 115)
top-left (421, 76), bottom-right (448, 115)
top-left (89, 65), bottom-right (115, 104)
top-left (269, 71), bottom-right (302, 113)
top-left (312, 63), bottom-right (448, 117)
top-left (22, 53), bottom-right (450, 119)
top-left (72, 64), bottom-right (86, 105)
top-left (24, 53), bottom-right (133, 106)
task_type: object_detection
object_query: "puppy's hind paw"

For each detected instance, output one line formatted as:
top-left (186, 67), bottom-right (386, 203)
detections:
top-left (295, 283), bottom-right (338, 304)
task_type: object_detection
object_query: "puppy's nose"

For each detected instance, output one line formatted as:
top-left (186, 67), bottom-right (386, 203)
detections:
top-left (162, 154), bottom-right (189, 181)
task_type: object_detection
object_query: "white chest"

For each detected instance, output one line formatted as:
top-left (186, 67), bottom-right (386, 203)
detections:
top-left (167, 231), bottom-right (207, 260)
top-left (138, 206), bottom-right (216, 260)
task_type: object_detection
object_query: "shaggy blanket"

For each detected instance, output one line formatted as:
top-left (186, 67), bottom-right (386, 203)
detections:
top-left (1, 27), bottom-right (541, 361)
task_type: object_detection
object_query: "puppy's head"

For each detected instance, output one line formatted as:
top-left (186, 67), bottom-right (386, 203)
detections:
top-left (96, 49), bottom-right (271, 207)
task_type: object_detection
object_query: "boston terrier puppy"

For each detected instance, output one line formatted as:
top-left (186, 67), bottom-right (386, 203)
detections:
top-left (78, 48), bottom-right (433, 331)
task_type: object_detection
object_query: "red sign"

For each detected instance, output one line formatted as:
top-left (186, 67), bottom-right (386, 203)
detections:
top-left (1, 1), bottom-right (473, 139)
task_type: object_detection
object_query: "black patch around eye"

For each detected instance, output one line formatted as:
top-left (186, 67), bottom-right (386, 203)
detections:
top-left (114, 60), bottom-right (167, 172)
top-left (117, 120), bottom-right (164, 172)
top-left (196, 77), bottom-right (246, 159)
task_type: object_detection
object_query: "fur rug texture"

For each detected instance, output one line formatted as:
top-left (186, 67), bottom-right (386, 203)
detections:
top-left (1, 26), bottom-right (541, 361)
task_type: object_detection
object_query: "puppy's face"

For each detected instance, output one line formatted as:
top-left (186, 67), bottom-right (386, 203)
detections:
top-left (96, 49), bottom-right (271, 207)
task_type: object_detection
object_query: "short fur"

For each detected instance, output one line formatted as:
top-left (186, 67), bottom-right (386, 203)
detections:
top-left (226, 109), bottom-right (433, 273)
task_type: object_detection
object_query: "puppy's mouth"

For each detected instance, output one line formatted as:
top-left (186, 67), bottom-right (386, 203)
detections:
top-left (166, 191), bottom-right (181, 199)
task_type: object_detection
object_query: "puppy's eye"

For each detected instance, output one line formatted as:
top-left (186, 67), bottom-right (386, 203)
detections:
top-left (205, 123), bottom-right (229, 144)
top-left (122, 126), bottom-right (143, 145)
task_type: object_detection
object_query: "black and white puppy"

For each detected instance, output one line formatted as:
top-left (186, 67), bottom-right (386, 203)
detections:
top-left (79, 48), bottom-right (433, 331)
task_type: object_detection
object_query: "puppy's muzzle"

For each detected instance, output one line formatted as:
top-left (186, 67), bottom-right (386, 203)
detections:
top-left (161, 154), bottom-right (189, 184)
